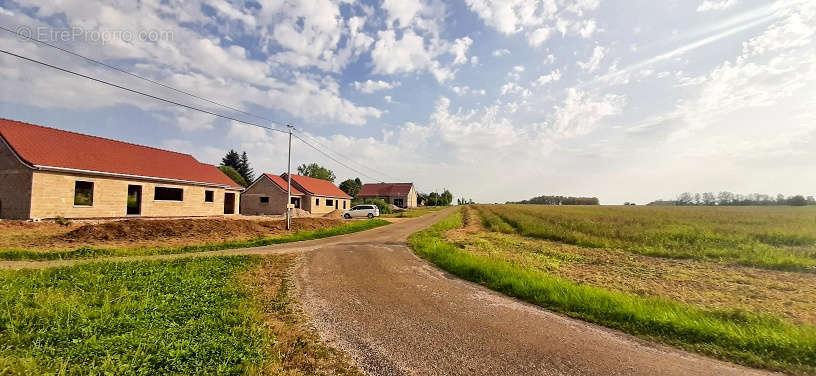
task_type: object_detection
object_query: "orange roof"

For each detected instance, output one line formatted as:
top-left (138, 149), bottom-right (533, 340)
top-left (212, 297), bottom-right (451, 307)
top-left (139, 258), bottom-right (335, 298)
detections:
top-left (0, 118), bottom-right (242, 189)
top-left (262, 173), bottom-right (304, 195)
top-left (284, 173), bottom-right (351, 198)
top-left (358, 183), bottom-right (414, 197)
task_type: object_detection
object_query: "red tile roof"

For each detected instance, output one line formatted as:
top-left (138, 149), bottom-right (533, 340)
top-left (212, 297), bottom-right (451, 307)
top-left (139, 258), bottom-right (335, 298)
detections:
top-left (284, 173), bottom-right (351, 198)
top-left (263, 173), bottom-right (304, 195)
top-left (0, 118), bottom-right (242, 189)
top-left (358, 183), bottom-right (414, 197)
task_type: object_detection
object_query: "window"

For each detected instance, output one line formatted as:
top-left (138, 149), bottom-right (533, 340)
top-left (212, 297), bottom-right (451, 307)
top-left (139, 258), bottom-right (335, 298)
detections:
top-left (74, 181), bottom-right (94, 206)
top-left (315, 198), bottom-right (320, 206)
top-left (343, 201), bottom-right (347, 209)
top-left (326, 199), bottom-right (334, 206)
top-left (154, 187), bottom-right (183, 201)
top-left (260, 196), bottom-right (269, 204)
top-left (205, 190), bottom-right (214, 202)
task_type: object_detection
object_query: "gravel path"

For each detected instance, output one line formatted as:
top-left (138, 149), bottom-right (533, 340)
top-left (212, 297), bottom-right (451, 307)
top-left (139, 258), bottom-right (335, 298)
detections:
top-left (293, 209), bottom-right (775, 376)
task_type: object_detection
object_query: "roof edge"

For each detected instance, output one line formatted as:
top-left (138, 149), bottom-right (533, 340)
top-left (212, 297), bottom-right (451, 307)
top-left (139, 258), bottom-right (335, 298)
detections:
top-left (35, 165), bottom-right (243, 190)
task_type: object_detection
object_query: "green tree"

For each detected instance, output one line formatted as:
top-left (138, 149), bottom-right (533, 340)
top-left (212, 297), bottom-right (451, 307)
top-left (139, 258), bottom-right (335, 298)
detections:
top-left (238, 152), bottom-right (255, 183)
top-left (297, 163), bottom-right (336, 182)
top-left (218, 165), bottom-right (247, 187)
top-left (441, 190), bottom-right (453, 206)
top-left (789, 195), bottom-right (808, 206)
top-left (427, 192), bottom-right (440, 206)
top-left (339, 178), bottom-right (363, 197)
top-left (221, 150), bottom-right (254, 184)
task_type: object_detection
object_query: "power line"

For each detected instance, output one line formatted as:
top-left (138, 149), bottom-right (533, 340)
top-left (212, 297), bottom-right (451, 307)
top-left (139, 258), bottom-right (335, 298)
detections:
top-left (1, 23), bottom-right (417, 183)
top-left (293, 130), bottom-right (401, 182)
top-left (0, 24), bottom-right (290, 129)
top-left (0, 48), bottom-right (288, 134)
top-left (292, 134), bottom-right (383, 182)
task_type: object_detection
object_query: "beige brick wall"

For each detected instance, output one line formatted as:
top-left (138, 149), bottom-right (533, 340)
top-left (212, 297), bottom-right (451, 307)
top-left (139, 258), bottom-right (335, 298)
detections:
top-left (306, 195), bottom-right (350, 214)
top-left (0, 137), bottom-right (33, 219)
top-left (240, 177), bottom-right (301, 215)
top-left (29, 171), bottom-right (241, 219)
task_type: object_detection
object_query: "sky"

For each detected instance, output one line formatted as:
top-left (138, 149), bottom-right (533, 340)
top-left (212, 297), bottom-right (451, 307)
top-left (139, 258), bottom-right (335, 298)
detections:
top-left (0, 0), bottom-right (814, 204)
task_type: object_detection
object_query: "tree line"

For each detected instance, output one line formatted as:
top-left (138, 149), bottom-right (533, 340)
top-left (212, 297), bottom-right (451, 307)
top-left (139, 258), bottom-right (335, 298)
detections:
top-left (648, 192), bottom-right (816, 206)
top-left (507, 195), bottom-right (600, 205)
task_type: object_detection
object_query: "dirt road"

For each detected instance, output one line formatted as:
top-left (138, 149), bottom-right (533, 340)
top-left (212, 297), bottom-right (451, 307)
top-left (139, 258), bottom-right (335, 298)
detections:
top-left (0, 209), bottom-right (774, 375)
top-left (294, 208), bottom-right (774, 376)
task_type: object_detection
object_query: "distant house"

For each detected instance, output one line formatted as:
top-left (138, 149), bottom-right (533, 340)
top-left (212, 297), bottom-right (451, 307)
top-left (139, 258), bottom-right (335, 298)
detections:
top-left (241, 173), bottom-right (351, 215)
top-left (358, 183), bottom-right (417, 208)
top-left (240, 173), bottom-right (304, 215)
top-left (0, 118), bottom-right (243, 220)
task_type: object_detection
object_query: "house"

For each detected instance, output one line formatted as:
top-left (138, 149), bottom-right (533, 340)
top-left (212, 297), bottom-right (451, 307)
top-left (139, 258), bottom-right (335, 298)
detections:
top-left (240, 173), bottom-right (350, 215)
top-left (357, 183), bottom-right (418, 208)
top-left (0, 118), bottom-right (243, 220)
top-left (240, 173), bottom-right (304, 215)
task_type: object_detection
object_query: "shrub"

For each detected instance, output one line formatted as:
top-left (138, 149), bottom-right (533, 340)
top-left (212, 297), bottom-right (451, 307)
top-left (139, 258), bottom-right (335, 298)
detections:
top-left (352, 198), bottom-right (392, 214)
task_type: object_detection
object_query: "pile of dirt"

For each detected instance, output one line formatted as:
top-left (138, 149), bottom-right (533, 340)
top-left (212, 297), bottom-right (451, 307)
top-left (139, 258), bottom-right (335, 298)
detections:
top-left (323, 209), bottom-right (345, 219)
top-left (58, 217), bottom-right (343, 244)
top-left (291, 208), bottom-right (311, 218)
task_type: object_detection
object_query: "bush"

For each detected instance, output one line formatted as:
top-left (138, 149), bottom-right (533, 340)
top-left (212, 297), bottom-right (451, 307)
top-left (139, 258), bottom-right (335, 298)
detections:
top-left (54, 216), bottom-right (71, 227)
top-left (352, 198), bottom-right (392, 214)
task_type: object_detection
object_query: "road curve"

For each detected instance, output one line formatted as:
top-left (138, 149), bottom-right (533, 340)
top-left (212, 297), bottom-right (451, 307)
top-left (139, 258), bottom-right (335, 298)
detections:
top-left (294, 208), bottom-right (775, 376)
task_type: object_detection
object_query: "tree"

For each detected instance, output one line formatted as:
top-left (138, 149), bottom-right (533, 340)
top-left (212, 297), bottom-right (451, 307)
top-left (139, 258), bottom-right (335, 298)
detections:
top-left (218, 165), bottom-right (247, 187)
top-left (339, 178), bottom-right (363, 197)
top-left (427, 192), bottom-right (441, 206)
top-left (441, 190), bottom-right (453, 206)
top-left (221, 149), bottom-right (254, 185)
top-left (297, 163), bottom-right (336, 182)
top-left (789, 195), bottom-right (808, 206)
top-left (238, 152), bottom-right (255, 183)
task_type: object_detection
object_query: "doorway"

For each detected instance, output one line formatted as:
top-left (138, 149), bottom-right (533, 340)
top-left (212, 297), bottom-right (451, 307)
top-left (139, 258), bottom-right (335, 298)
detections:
top-left (224, 192), bottom-right (235, 214)
top-left (127, 185), bottom-right (142, 215)
top-left (290, 197), bottom-right (301, 209)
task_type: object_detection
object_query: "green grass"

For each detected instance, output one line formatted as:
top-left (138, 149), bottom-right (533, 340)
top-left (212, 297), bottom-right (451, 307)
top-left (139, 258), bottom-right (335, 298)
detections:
top-left (381, 206), bottom-right (447, 218)
top-left (409, 208), bottom-right (816, 375)
top-left (0, 256), bottom-right (272, 375)
top-left (474, 204), bottom-right (816, 272)
top-left (0, 219), bottom-right (390, 261)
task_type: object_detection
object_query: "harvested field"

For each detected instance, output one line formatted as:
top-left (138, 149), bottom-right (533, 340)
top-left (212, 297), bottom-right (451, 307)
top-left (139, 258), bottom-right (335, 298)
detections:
top-left (0, 217), bottom-right (343, 252)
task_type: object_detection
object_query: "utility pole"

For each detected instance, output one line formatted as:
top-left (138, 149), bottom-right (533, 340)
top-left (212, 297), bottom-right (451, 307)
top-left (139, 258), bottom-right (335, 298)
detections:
top-left (286, 124), bottom-right (294, 230)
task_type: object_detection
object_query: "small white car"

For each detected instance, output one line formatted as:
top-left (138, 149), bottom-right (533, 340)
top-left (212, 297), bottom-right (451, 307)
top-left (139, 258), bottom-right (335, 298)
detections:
top-left (343, 204), bottom-right (380, 219)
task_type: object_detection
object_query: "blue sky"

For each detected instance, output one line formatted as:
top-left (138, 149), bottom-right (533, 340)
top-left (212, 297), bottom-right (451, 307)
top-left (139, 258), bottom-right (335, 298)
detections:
top-left (0, 0), bottom-right (814, 204)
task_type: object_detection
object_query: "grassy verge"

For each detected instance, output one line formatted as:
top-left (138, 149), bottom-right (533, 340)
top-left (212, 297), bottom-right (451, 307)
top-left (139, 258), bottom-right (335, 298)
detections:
top-left (474, 205), bottom-right (816, 272)
top-left (409, 209), bottom-right (816, 375)
top-left (381, 206), bottom-right (447, 218)
top-left (0, 257), bottom-right (269, 374)
top-left (0, 219), bottom-right (389, 261)
top-left (0, 255), bottom-right (362, 375)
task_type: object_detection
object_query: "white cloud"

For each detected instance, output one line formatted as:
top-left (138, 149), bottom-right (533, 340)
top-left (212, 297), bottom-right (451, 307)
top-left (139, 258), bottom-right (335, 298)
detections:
top-left (465, 0), bottom-right (558, 34)
top-left (535, 69), bottom-right (562, 86)
top-left (697, 0), bottom-right (739, 12)
top-left (470, 56), bottom-right (479, 65)
top-left (370, 29), bottom-right (462, 82)
top-left (577, 19), bottom-right (597, 38)
top-left (550, 88), bottom-right (625, 138)
top-left (527, 27), bottom-right (552, 46)
top-left (451, 36), bottom-right (474, 65)
top-left (382, 0), bottom-right (423, 27)
top-left (451, 85), bottom-right (486, 96)
top-left (492, 48), bottom-right (511, 56)
top-left (578, 45), bottom-right (606, 72)
top-left (353, 80), bottom-right (401, 93)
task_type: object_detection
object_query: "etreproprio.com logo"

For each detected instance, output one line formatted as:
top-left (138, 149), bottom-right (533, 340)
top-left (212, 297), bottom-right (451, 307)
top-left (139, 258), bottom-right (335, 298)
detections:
top-left (15, 25), bottom-right (173, 44)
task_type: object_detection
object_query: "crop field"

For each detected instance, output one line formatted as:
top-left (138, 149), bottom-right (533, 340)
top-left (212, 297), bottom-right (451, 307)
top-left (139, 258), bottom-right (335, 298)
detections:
top-left (0, 256), bottom-right (361, 375)
top-left (410, 205), bottom-right (816, 374)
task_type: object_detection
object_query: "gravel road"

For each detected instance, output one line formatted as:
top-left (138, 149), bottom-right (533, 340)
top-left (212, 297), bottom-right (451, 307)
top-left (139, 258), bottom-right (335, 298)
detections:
top-left (294, 208), bottom-right (775, 376)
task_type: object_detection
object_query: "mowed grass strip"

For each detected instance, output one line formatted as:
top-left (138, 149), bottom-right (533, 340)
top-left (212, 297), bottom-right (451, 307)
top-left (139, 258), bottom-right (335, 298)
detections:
top-left (0, 256), bottom-right (270, 375)
top-left (381, 206), bottom-right (448, 218)
top-left (409, 209), bottom-right (816, 375)
top-left (475, 204), bottom-right (816, 272)
top-left (0, 219), bottom-right (390, 261)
